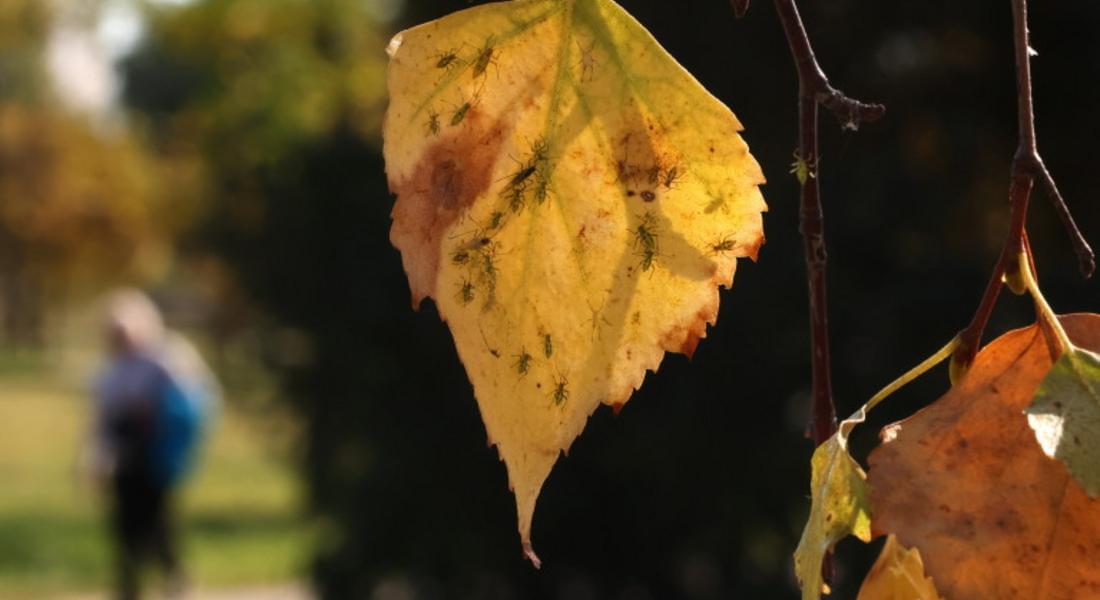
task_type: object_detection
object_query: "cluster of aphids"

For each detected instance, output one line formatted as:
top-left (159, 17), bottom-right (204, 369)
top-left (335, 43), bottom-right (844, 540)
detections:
top-left (632, 211), bottom-right (661, 272)
top-left (536, 330), bottom-right (568, 407)
top-left (501, 138), bottom-right (551, 214)
top-left (451, 234), bottom-right (499, 308)
top-left (616, 159), bottom-right (685, 203)
top-left (425, 37), bottom-right (499, 136)
top-left (447, 140), bottom-right (552, 309)
top-left (509, 331), bottom-right (555, 376)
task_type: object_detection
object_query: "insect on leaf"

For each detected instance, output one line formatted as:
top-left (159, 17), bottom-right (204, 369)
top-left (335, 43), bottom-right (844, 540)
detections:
top-left (384, 0), bottom-right (766, 564)
top-left (868, 315), bottom-right (1100, 600)
top-left (1027, 346), bottom-right (1100, 497)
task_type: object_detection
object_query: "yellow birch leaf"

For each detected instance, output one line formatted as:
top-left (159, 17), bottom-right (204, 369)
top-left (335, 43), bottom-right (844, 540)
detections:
top-left (857, 535), bottom-right (944, 600)
top-left (383, 0), bottom-right (766, 563)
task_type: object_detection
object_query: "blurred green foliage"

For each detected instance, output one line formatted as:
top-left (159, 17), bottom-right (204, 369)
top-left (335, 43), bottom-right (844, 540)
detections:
top-left (0, 0), bottom-right (50, 102)
top-left (0, 0), bottom-right (173, 346)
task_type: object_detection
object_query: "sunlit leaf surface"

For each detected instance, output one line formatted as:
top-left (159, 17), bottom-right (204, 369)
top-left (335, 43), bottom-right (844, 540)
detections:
top-left (869, 315), bottom-right (1100, 600)
top-left (383, 0), bottom-right (766, 561)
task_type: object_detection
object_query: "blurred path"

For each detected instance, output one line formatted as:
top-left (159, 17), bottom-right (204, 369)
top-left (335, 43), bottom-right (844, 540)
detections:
top-left (193, 584), bottom-right (313, 600)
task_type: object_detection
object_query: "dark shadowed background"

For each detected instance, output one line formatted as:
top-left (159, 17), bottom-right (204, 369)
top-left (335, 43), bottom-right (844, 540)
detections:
top-left (2, 1), bottom-right (1099, 598)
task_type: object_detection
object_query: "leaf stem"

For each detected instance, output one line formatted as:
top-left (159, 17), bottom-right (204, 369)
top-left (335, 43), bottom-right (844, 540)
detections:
top-left (1019, 249), bottom-right (1073, 355)
top-left (954, 0), bottom-right (1093, 373)
top-left (865, 337), bottom-right (960, 414)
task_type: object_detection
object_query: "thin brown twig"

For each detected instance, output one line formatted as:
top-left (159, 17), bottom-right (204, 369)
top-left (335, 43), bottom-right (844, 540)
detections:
top-left (769, 0), bottom-right (885, 132)
top-left (1033, 159), bottom-right (1093, 277)
top-left (954, 0), bottom-right (1094, 372)
top-left (763, 0), bottom-right (883, 447)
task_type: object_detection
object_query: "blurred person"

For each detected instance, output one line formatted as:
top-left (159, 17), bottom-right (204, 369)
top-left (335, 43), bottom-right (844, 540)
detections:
top-left (85, 289), bottom-right (219, 600)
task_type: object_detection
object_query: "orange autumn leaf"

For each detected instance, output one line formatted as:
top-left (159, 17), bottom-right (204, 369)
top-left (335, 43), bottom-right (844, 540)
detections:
top-left (868, 314), bottom-right (1100, 600)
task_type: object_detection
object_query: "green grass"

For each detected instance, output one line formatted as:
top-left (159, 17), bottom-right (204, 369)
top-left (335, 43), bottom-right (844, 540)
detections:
top-left (0, 370), bottom-right (310, 599)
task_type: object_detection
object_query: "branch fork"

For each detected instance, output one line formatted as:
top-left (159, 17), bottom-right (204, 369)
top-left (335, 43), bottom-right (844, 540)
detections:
top-left (954, 0), bottom-right (1095, 375)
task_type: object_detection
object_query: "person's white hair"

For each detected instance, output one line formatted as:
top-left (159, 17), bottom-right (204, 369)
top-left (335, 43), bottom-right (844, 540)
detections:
top-left (104, 288), bottom-right (165, 352)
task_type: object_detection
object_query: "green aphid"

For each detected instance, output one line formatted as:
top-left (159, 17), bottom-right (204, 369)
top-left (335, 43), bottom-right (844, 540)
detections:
top-left (513, 350), bottom-right (532, 376)
top-left (451, 249), bottom-right (470, 265)
top-left (451, 102), bottom-right (471, 126)
top-left (710, 235), bottom-right (736, 255)
top-left (638, 247), bottom-right (658, 271)
top-left (663, 165), bottom-right (683, 188)
top-left (481, 249), bottom-right (497, 278)
top-left (789, 151), bottom-right (816, 185)
top-left (543, 333), bottom-right (553, 358)
top-left (472, 42), bottom-right (496, 78)
top-left (436, 50), bottom-right (460, 70)
top-left (458, 280), bottom-right (475, 305)
top-left (634, 212), bottom-right (658, 251)
top-left (427, 111), bottom-right (440, 136)
top-left (508, 165), bottom-right (537, 189)
top-left (489, 211), bottom-right (504, 230)
top-left (508, 185), bottom-right (526, 213)
top-left (505, 139), bottom-right (546, 191)
top-left (533, 177), bottom-right (550, 204)
top-left (531, 137), bottom-right (549, 162)
top-left (552, 375), bottom-right (569, 406)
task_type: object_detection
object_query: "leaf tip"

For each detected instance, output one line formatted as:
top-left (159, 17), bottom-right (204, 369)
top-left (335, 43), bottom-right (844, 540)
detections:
top-left (385, 33), bottom-right (404, 58)
top-left (681, 333), bottom-right (701, 359)
top-left (747, 233), bottom-right (765, 263)
top-left (522, 542), bottom-right (542, 569)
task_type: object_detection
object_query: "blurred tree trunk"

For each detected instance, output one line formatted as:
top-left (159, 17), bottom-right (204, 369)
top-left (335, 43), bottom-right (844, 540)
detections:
top-left (0, 229), bottom-right (43, 348)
